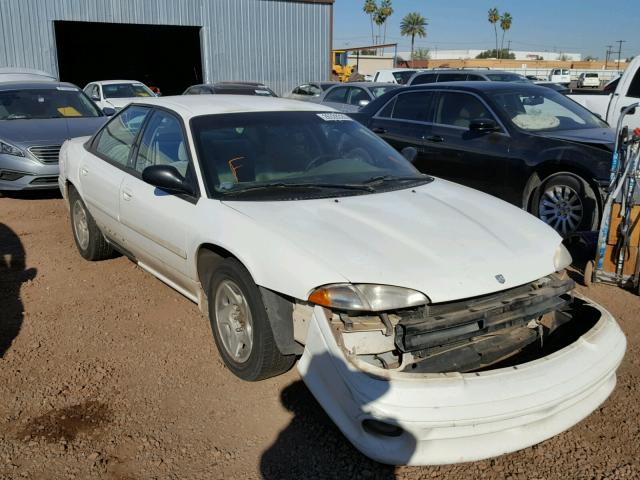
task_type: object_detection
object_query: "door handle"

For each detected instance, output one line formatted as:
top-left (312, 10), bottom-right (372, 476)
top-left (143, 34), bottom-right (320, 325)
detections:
top-left (122, 189), bottom-right (133, 201)
top-left (80, 167), bottom-right (88, 176)
top-left (371, 127), bottom-right (387, 134)
top-left (425, 135), bottom-right (444, 143)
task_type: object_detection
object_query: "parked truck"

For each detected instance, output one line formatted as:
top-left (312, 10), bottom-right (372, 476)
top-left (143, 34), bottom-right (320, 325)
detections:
top-left (569, 56), bottom-right (640, 130)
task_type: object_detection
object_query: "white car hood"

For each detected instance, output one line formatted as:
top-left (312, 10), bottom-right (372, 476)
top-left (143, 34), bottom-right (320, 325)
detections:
top-left (223, 179), bottom-right (563, 304)
top-left (105, 98), bottom-right (139, 108)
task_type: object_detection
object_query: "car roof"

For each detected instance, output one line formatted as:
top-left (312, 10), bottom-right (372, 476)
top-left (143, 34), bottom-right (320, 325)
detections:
top-left (377, 68), bottom-right (419, 72)
top-left (130, 95), bottom-right (334, 118)
top-left (329, 82), bottom-right (396, 88)
top-left (399, 81), bottom-right (546, 94)
top-left (93, 80), bottom-right (145, 85)
top-left (0, 81), bottom-right (79, 91)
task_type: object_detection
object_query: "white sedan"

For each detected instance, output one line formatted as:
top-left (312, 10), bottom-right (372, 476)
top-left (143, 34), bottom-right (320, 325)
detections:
top-left (83, 80), bottom-right (155, 112)
top-left (58, 95), bottom-right (626, 465)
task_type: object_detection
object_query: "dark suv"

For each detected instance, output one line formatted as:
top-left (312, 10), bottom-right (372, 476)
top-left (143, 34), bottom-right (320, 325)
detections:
top-left (355, 82), bottom-right (614, 237)
top-left (408, 69), bottom-right (530, 86)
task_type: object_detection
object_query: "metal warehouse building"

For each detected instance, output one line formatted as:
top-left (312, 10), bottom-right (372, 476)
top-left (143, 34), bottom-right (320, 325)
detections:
top-left (0, 0), bottom-right (333, 95)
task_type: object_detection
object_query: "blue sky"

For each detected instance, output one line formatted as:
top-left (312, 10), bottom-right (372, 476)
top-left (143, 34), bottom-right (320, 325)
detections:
top-left (333, 0), bottom-right (639, 59)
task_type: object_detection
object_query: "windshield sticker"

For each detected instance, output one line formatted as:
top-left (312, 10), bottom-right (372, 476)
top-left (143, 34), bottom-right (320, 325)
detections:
top-left (57, 106), bottom-right (82, 117)
top-left (56, 86), bottom-right (78, 91)
top-left (316, 113), bottom-right (353, 122)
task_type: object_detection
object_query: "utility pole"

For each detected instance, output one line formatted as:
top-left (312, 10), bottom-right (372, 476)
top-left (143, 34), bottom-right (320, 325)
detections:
top-left (605, 45), bottom-right (612, 69)
top-left (615, 40), bottom-right (626, 71)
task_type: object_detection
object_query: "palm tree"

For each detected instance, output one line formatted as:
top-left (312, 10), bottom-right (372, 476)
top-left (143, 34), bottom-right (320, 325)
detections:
top-left (363, 0), bottom-right (377, 44)
top-left (499, 12), bottom-right (512, 57)
top-left (400, 12), bottom-right (428, 67)
top-left (488, 7), bottom-right (500, 58)
top-left (378, 0), bottom-right (393, 54)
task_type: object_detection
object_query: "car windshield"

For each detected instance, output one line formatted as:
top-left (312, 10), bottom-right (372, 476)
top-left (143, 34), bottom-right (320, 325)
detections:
top-left (369, 85), bottom-right (398, 98)
top-left (191, 111), bottom-right (428, 199)
top-left (490, 89), bottom-right (607, 132)
top-left (213, 86), bottom-right (276, 96)
top-left (0, 87), bottom-right (102, 120)
top-left (103, 83), bottom-right (154, 99)
top-left (392, 71), bottom-right (416, 84)
top-left (485, 73), bottom-right (529, 83)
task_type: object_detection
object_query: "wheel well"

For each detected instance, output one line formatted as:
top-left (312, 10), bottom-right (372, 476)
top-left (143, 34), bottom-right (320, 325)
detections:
top-left (524, 163), bottom-right (602, 214)
top-left (196, 243), bottom-right (242, 293)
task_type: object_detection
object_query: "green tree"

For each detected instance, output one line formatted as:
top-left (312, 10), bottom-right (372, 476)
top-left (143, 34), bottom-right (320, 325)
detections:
top-left (363, 0), bottom-right (377, 45)
top-left (499, 12), bottom-right (512, 57)
top-left (413, 48), bottom-right (431, 60)
top-left (488, 8), bottom-right (500, 58)
top-left (476, 49), bottom-right (514, 60)
top-left (400, 12), bottom-right (428, 67)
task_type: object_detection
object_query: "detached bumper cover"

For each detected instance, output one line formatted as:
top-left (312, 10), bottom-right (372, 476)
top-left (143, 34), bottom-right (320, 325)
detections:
top-left (298, 294), bottom-right (626, 465)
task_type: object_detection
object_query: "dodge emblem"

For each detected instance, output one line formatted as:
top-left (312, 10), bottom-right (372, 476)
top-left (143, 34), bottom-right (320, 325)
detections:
top-left (495, 274), bottom-right (506, 284)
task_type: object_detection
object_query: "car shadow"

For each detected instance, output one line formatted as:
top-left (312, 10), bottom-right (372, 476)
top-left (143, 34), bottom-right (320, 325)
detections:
top-left (0, 223), bottom-right (36, 357)
top-left (260, 350), bottom-right (415, 479)
top-left (0, 189), bottom-right (62, 200)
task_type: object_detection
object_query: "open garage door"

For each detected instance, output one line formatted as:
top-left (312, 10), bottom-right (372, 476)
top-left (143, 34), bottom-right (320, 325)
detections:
top-left (54, 21), bottom-right (203, 95)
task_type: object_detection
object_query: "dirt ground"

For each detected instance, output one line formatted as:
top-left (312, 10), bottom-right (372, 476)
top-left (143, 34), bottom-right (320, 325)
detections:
top-left (0, 192), bottom-right (639, 480)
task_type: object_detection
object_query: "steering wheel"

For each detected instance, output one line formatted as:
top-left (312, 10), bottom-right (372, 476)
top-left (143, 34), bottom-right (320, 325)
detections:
top-left (344, 147), bottom-right (374, 165)
top-left (304, 154), bottom-right (336, 172)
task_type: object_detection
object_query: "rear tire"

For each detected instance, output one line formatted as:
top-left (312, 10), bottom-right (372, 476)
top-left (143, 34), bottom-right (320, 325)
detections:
top-left (531, 173), bottom-right (599, 238)
top-left (69, 188), bottom-right (113, 261)
top-left (207, 258), bottom-right (295, 381)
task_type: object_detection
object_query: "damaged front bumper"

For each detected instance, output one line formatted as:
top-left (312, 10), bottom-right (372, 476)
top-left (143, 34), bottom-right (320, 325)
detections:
top-left (298, 293), bottom-right (626, 465)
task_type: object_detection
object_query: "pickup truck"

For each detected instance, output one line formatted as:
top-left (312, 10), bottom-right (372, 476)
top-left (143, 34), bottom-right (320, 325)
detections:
top-left (569, 56), bottom-right (640, 130)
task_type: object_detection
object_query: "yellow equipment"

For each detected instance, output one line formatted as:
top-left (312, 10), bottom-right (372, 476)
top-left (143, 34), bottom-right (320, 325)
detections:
top-left (332, 50), bottom-right (353, 82)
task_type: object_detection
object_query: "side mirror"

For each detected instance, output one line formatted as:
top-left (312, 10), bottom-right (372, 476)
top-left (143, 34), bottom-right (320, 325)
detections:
top-left (358, 99), bottom-right (370, 107)
top-left (91, 94), bottom-right (100, 101)
top-left (401, 146), bottom-right (418, 163)
top-left (621, 105), bottom-right (637, 115)
top-left (102, 107), bottom-right (116, 116)
top-left (142, 165), bottom-right (194, 195)
top-left (469, 118), bottom-right (500, 133)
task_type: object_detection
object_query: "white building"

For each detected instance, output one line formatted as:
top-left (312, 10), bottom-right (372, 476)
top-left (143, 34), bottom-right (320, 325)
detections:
top-left (387, 49), bottom-right (582, 61)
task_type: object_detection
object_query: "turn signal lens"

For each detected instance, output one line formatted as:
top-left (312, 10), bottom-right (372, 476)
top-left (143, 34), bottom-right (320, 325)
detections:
top-left (307, 283), bottom-right (428, 312)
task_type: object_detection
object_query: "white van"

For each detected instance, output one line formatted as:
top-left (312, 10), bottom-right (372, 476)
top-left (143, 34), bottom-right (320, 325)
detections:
top-left (577, 72), bottom-right (600, 88)
top-left (373, 68), bottom-right (420, 85)
top-left (548, 68), bottom-right (571, 86)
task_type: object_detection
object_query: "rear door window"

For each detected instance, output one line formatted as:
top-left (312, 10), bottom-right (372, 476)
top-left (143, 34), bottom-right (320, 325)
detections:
top-left (410, 73), bottom-right (437, 85)
top-left (324, 87), bottom-right (349, 104)
top-left (391, 91), bottom-right (434, 122)
top-left (94, 106), bottom-right (150, 167)
top-left (436, 73), bottom-right (468, 82)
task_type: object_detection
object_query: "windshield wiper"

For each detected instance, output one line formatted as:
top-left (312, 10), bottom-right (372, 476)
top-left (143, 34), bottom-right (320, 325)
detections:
top-left (221, 182), bottom-right (375, 195)
top-left (361, 174), bottom-right (430, 186)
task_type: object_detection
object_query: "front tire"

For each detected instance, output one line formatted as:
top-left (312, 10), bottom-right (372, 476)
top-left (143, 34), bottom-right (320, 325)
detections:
top-left (207, 258), bottom-right (295, 381)
top-left (532, 173), bottom-right (599, 238)
top-left (69, 188), bottom-right (113, 261)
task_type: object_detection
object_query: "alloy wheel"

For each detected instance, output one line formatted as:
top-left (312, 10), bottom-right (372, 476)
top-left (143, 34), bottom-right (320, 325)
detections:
top-left (72, 200), bottom-right (90, 250)
top-left (538, 185), bottom-right (583, 236)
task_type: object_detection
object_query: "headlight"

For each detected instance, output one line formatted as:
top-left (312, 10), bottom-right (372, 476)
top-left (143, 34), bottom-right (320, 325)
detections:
top-left (0, 140), bottom-right (24, 157)
top-left (308, 284), bottom-right (429, 312)
top-left (554, 243), bottom-right (572, 271)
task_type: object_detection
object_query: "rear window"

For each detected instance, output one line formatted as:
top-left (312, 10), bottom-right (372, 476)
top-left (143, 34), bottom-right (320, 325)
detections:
top-left (410, 73), bottom-right (437, 85)
top-left (391, 91), bottom-right (433, 122)
top-left (585, 73), bottom-right (598, 78)
top-left (392, 71), bottom-right (417, 85)
top-left (485, 73), bottom-right (529, 83)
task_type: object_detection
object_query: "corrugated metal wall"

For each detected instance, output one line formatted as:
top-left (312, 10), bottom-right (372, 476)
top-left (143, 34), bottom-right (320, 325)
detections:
top-left (0, 0), bottom-right (331, 94)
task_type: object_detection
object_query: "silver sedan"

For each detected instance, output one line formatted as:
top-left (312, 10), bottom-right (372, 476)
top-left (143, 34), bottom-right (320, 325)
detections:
top-left (311, 82), bottom-right (399, 113)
